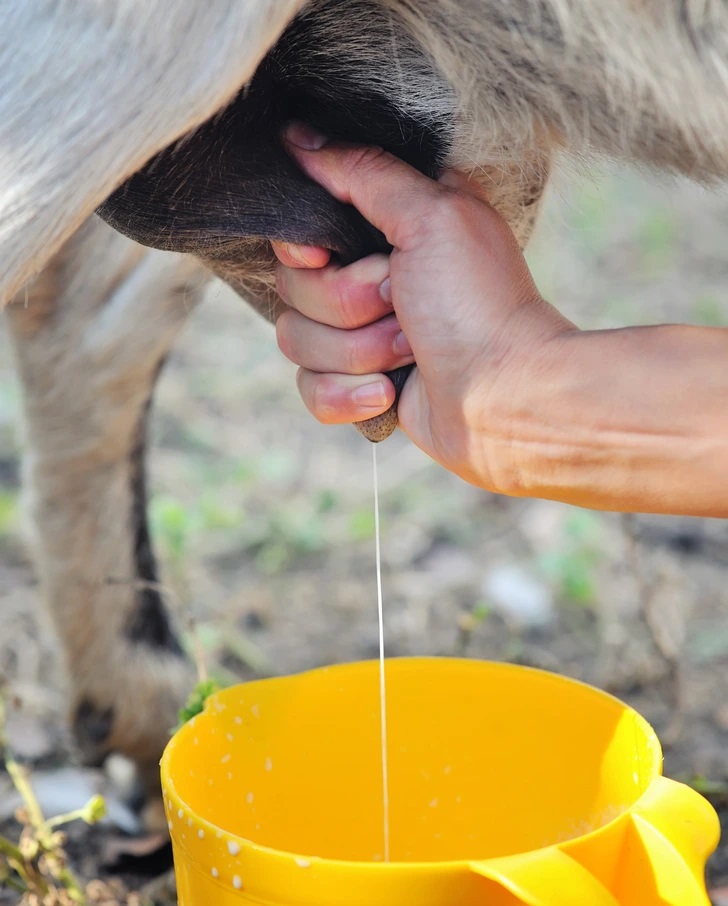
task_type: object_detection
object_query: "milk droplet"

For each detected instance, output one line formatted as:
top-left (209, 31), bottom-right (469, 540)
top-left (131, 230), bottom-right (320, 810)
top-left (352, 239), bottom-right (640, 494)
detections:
top-left (228, 841), bottom-right (241, 856)
top-left (264, 757), bottom-right (273, 771)
top-left (246, 792), bottom-right (254, 804)
top-left (211, 867), bottom-right (219, 878)
top-left (221, 753), bottom-right (231, 764)
top-left (251, 704), bottom-right (260, 718)
top-left (177, 809), bottom-right (184, 819)
top-left (198, 829), bottom-right (205, 839)
top-left (295, 857), bottom-right (311, 868)
top-left (233, 875), bottom-right (243, 890)
top-left (234, 716), bottom-right (243, 725)
top-left (226, 733), bottom-right (234, 742)
top-left (429, 798), bottom-right (438, 808)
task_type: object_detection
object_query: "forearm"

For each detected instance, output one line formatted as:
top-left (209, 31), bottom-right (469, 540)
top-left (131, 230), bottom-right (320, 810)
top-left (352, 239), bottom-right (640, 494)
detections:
top-left (500, 324), bottom-right (728, 516)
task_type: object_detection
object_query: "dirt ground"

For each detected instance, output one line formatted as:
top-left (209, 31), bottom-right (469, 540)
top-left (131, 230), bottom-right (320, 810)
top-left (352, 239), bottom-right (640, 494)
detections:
top-left (3, 161), bottom-right (728, 902)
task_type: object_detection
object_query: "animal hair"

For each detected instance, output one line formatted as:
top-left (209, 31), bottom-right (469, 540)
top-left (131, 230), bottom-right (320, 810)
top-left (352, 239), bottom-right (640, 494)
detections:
top-left (4, 1), bottom-right (728, 304)
top-left (4, 0), bottom-right (728, 816)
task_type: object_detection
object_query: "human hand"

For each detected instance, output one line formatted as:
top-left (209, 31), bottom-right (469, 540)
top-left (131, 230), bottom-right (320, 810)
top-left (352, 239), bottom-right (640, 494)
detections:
top-left (273, 123), bottom-right (576, 490)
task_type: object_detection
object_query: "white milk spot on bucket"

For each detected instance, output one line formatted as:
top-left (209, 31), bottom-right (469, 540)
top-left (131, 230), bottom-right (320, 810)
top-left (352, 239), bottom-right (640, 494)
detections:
top-left (221, 753), bottom-right (231, 764)
top-left (216, 830), bottom-right (223, 839)
top-left (251, 704), bottom-right (260, 718)
top-left (295, 858), bottom-right (311, 868)
top-left (227, 772), bottom-right (233, 780)
top-left (234, 716), bottom-right (243, 725)
top-left (226, 733), bottom-right (234, 742)
top-left (233, 875), bottom-right (243, 890)
top-left (264, 757), bottom-right (273, 772)
top-left (177, 809), bottom-right (184, 819)
top-left (211, 867), bottom-right (219, 878)
top-left (228, 841), bottom-right (241, 856)
top-left (167, 821), bottom-right (173, 831)
top-left (198, 829), bottom-right (205, 839)
top-left (246, 792), bottom-right (254, 804)
top-left (429, 798), bottom-right (438, 808)
top-left (194, 736), bottom-right (199, 746)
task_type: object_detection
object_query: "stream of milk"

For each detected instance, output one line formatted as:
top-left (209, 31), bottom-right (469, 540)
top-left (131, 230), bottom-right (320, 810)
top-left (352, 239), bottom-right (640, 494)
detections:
top-left (372, 443), bottom-right (390, 861)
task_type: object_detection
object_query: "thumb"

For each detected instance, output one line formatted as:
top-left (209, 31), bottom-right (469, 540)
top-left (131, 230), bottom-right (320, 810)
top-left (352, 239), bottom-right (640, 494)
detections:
top-left (284, 124), bottom-right (445, 252)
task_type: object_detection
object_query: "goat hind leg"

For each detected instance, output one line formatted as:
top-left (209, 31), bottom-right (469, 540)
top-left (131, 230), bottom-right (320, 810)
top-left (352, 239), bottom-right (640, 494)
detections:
top-left (5, 217), bottom-right (208, 820)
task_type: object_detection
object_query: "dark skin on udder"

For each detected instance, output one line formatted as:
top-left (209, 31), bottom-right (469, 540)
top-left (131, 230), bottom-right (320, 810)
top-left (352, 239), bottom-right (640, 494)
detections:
top-left (96, 10), bottom-right (450, 442)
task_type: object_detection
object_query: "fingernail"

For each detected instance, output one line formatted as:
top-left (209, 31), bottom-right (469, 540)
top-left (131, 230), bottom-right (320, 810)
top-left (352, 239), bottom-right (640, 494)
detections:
top-left (285, 244), bottom-right (316, 267)
top-left (353, 381), bottom-right (389, 409)
top-left (379, 277), bottom-right (392, 305)
top-left (393, 331), bottom-right (413, 356)
top-left (285, 121), bottom-right (328, 151)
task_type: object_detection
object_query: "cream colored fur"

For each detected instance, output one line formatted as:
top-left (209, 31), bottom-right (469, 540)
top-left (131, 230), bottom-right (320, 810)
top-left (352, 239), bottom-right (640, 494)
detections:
top-left (5, 219), bottom-right (209, 809)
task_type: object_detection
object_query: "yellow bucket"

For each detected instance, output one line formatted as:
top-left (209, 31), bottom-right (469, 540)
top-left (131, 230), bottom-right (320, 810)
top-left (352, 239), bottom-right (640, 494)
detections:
top-left (161, 658), bottom-right (719, 905)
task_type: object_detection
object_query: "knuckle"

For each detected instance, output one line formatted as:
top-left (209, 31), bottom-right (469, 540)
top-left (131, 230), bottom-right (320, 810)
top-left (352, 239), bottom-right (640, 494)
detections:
top-left (341, 145), bottom-right (390, 183)
top-left (394, 186), bottom-right (468, 250)
top-left (310, 376), bottom-right (339, 424)
top-left (344, 335), bottom-right (364, 374)
top-left (433, 190), bottom-right (478, 232)
top-left (275, 310), bottom-right (296, 360)
top-left (334, 275), bottom-right (363, 330)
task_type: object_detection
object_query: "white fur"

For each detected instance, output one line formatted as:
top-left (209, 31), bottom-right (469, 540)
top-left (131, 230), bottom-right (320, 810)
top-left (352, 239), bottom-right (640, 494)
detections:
top-left (0, 0), bottom-right (304, 302)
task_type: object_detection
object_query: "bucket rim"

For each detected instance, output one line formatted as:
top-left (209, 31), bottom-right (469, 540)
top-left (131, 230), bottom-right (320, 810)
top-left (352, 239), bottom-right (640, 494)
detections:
top-left (160, 656), bottom-right (663, 873)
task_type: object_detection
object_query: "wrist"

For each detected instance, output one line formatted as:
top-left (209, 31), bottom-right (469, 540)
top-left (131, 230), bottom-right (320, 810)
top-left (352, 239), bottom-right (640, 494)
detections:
top-left (462, 303), bottom-right (578, 496)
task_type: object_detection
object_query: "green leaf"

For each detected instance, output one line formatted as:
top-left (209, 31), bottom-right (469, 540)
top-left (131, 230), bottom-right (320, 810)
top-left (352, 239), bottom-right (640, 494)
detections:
top-left (177, 679), bottom-right (223, 727)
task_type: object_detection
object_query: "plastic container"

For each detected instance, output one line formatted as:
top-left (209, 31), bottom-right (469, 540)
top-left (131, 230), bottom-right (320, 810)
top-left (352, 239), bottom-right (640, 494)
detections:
top-left (161, 657), bottom-right (719, 905)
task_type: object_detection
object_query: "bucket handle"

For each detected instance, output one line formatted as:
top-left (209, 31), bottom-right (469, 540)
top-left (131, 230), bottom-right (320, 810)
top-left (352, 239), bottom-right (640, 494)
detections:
top-left (469, 777), bottom-right (718, 906)
top-left (469, 848), bottom-right (619, 906)
top-left (614, 775), bottom-right (718, 905)
top-left (630, 775), bottom-right (719, 871)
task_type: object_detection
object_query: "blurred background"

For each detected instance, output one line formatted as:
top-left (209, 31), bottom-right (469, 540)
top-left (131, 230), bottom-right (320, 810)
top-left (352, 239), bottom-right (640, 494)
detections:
top-left (2, 161), bottom-right (728, 896)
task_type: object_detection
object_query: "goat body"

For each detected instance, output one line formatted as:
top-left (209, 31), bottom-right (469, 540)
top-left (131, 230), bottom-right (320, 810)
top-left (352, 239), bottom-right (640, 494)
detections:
top-left (3, 0), bottom-right (728, 818)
